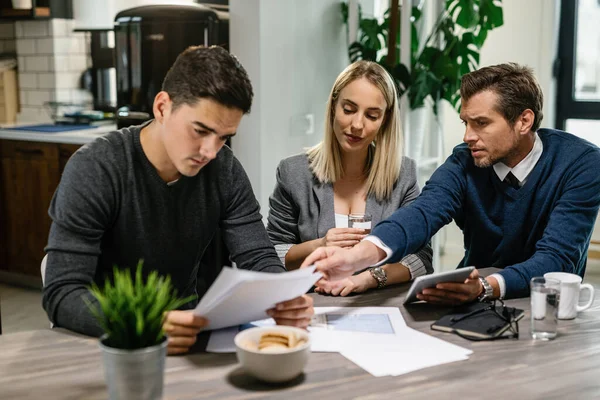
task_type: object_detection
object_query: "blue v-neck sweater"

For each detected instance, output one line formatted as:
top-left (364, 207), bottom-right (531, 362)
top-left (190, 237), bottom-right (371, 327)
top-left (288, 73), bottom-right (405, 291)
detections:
top-left (372, 129), bottom-right (600, 298)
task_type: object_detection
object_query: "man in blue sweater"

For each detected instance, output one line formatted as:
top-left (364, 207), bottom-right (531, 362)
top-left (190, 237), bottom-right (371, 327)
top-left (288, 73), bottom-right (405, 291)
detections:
top-left (302, 63), bottom-right (600, 303)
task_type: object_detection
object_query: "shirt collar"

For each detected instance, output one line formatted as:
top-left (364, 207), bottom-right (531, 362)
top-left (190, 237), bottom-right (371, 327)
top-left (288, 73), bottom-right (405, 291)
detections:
top-left (493, 132), bottom-right (543, 184)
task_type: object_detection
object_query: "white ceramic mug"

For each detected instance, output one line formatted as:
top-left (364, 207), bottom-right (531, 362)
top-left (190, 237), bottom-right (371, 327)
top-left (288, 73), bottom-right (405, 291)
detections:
top-left (544, 272), bottom-right (595, 319)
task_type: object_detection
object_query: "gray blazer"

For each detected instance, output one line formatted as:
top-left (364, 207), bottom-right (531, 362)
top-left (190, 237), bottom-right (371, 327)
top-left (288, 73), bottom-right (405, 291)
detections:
top-left (266, 154), bottom-right (433, 278)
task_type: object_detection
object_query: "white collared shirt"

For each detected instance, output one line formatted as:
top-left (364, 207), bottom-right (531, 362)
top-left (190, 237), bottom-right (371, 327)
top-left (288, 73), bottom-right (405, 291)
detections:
top-left (492, 132), bottom-right (543, 187)
top-left (490, 132), bottom-right (543, 297)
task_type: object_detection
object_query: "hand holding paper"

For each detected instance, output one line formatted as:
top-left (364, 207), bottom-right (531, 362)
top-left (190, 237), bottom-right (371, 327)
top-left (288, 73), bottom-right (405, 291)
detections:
top-left (194, 266), bottom-right (321, 330)
top-left (267, 295), bottom-right (314, 329)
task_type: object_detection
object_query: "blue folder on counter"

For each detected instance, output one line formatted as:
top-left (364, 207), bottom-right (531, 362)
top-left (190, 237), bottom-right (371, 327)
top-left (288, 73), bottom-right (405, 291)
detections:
top-left (8, 124), bottom-right (99, 133)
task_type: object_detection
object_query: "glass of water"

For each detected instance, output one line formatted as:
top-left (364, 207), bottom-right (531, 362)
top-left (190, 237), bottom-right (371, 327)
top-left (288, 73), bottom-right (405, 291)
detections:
top-left (530, 277), bottom-right (560, 340)
top-left (348, 213), bottom-right (372, 233)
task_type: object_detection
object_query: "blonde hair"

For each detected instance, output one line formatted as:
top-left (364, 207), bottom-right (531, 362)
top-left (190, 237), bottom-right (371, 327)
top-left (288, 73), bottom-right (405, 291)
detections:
top-left (306, 61), bottom-right (403, 202)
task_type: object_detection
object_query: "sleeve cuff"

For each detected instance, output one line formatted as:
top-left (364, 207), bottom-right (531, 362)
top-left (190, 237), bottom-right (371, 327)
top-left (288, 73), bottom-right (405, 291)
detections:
top-left (400, 253), bottom-right (427, 280)
top-left (274, 243), bottom-right (292, 266)
top-left (362, 235), bottom-right (392, 266)
top-left (489, 273), bottom-right (506, 299)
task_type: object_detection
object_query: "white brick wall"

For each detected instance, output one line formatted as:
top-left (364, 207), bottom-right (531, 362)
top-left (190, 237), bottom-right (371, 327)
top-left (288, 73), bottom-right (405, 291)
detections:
top-left (18, 21), bottom-right (50, 38)
top-left (0, 23), bottom-right (15, 39)
top-left (16, 38), bottom-right (35, 55)
top-left (14, 19), bottom-right (93, 122)
top-left (37, 73), bottom-right (56, 89)
top-left (19, 72), bottom-right (37, 89)
top-left (23, 56), bottom-right (50, 72)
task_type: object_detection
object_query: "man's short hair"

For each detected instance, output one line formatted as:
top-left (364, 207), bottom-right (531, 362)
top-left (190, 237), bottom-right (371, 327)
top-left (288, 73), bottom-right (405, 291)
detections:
top-left (162, 45), bottom-right (253, 113)
top-left (460, 63), bottom-right (544, 132)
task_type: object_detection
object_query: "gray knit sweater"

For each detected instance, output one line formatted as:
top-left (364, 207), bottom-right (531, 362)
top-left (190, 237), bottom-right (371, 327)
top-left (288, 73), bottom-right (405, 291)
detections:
top-left (42, 123), bottom-right (285, 337)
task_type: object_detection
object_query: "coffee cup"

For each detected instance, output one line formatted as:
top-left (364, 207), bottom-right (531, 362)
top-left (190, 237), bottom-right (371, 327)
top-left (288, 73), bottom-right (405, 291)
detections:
top-left (543, 272), bottom-right (595, 319)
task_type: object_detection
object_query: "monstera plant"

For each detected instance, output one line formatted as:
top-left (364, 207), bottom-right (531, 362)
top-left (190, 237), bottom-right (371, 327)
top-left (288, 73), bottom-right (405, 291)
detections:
top-left (342, 0), bottom-right (504, 114)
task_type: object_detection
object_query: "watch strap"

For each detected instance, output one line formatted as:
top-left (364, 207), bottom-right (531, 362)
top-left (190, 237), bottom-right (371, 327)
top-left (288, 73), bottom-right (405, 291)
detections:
top-left (369, 267), bottom-right (387, 289)
top-left (477, 277), bottom-right (493, 302)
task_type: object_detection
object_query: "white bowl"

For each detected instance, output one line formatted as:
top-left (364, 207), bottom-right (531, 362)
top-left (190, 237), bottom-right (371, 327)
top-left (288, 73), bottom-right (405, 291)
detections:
top-left (234, 326), bottom-right (311, 383)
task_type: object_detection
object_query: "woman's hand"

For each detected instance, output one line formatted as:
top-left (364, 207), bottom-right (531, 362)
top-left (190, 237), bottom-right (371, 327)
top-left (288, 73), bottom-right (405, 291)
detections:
top-left (162, 310), bottom-right (208, 355)
top-left (315, 271), bottom-right (377, 297)
top-left (321, 228), bottom-right (367, 248)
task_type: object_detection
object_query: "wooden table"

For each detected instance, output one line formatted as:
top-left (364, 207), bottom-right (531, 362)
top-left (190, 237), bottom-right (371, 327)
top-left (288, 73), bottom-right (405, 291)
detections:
top-left (2, 271), bottom-right (600, 399)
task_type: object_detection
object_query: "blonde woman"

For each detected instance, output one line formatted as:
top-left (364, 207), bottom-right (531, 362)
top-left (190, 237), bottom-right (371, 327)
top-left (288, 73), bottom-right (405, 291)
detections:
top-left (267, 61), bottom-right (432, 296)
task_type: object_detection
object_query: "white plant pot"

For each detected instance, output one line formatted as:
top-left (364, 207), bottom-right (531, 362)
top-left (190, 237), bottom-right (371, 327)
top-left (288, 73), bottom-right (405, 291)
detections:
top-left (99, 335), bottom-right (168, 400)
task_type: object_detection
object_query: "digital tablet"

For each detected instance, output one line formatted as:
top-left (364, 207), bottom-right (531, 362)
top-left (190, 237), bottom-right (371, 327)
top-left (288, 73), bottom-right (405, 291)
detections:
top-left (403, 267), bottom-right (475, 304)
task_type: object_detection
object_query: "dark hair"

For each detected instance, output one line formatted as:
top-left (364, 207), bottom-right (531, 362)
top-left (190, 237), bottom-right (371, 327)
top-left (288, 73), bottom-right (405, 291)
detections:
top-left (460, 63), bottom-right (544, 131)
top-left (161, 45), bottom-right (253, 113)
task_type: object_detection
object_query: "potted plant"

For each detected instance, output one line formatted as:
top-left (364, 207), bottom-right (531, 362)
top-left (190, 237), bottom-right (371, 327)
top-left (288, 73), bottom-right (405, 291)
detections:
top-left (86, 260), bottom-right (195, 400)
top-left (342, 0), bottom-right (504, 114)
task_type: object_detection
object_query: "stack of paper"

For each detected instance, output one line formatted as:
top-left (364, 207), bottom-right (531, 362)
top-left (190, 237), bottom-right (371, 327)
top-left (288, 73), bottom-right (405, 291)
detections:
top-left (339, 328), bottom-right (472, 377)
top-left (194, 266), bottom-right (321, 330)
top-left (207, 306), bottom-right (472, 377)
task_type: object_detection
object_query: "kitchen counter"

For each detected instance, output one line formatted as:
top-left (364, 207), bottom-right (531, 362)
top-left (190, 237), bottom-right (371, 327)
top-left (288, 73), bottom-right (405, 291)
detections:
top-left (0, 123), bottom-right (117, 145)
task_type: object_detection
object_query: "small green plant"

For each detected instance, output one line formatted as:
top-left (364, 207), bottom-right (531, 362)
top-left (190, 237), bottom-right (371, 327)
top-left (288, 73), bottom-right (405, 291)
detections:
top-left (86, 260), bottom-right (196, 350)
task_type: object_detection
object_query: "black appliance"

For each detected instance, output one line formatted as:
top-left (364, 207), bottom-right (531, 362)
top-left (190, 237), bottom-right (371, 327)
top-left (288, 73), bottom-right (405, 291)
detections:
top-left (114, 3), bottom-right (229, 129)
top-left (80, 29), bottom-right (117, 114)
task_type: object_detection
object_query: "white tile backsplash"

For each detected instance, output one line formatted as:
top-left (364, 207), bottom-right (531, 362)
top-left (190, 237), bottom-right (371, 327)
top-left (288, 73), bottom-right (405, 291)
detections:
top-left (52, 89), bottom-right (71, 102)
top-left (15, 18), bottom-right (93, 119)
top-left (15, 22), bottom-right (23, 38)
top-left (0, 23), bottom-right (15, 39)
top-left (37, 73), bottom-right (56, 89)
top-left (35, 38), bottom-right (54, 54)
top-left (3, 39), bottom-right (16, 53)
top-left (49, 19), bottom-right (71, 38)
top-left (20, 21), bottom-right (50, 38)
top-left (69, 55), bottom-right (88, 72)
top-left (24, 56), bottom-right (50, 72)
top-left (49, 55), bottom-right (68, 72)
top-left (51, 37), bottom-right (70, 54)
top-left (19, 72), bottom-right (37, 89)
top-left (25, 90), bottom-right (52, 107)
top-left (71, 89), bottom-right (92, 104)
top-left (17, 56), bottom-right (25, 71)
top-left (18, 106), bottom-right (51, 123)
top-left (55, 72), bottom-right (81, 89)
top-left (16, 38), bottom-right (36, 55)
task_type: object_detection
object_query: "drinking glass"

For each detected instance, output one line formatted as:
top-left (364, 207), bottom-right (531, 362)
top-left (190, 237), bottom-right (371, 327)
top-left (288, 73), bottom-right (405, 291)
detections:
top-left (530, 277), bottom-right (560, 340)
top-left (348, 214), bottom-right (372, 233)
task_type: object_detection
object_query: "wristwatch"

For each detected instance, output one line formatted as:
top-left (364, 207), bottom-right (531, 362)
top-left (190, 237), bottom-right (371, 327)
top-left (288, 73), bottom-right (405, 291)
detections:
top-left (369, 267), bottom-right (387, 289)
top-left (477, 277), bottom-right (494, 302)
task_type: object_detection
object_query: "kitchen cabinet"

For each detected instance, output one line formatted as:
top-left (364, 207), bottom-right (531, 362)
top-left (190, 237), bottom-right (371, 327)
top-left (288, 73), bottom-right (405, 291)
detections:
top-left (0, 139), bottom-right (80, 286)
top-left (0, 0), bottom-right (72, 20)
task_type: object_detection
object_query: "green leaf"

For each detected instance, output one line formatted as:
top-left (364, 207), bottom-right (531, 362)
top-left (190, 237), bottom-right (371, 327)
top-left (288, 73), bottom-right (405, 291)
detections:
top-left (359, 18), bottom-right (384, 51)
top-left (341, 1), bottom-right (348, 25)
top-left (472, 24), bottom-right (488, 48)
top-left (446, 0), bottom-right (479, 29)
top-left (389, 62), bottom-right (411, 96)
top-left (479, 0), bottom-right (504, 31)
top-left (349, 41), bottom-right (377, 62)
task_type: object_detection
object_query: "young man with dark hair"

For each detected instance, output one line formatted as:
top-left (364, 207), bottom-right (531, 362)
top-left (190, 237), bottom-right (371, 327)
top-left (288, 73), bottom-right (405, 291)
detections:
top-left (43, 46), bottom-right (313, 355)
top-left (303, 62), bottom-right (600, 304)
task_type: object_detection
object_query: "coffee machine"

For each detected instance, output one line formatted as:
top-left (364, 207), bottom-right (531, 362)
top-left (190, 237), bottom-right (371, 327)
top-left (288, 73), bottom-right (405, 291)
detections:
top-left (114, 3), bottom-right (229, 129)
top-left (81, 30), bottom-right (118, 114)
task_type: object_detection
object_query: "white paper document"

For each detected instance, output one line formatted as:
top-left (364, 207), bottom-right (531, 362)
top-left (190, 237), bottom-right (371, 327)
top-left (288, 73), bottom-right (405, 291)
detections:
top-left (194, 266), bottom-right (321, 330)
top-left (206, 305), bottom-right (472, 377)
top-left (340, 328), bottom-right (472, 377)
top-left (206, 307), bottom-right (405, 352)
top-left (308, 307), bottom-right (406, 352)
